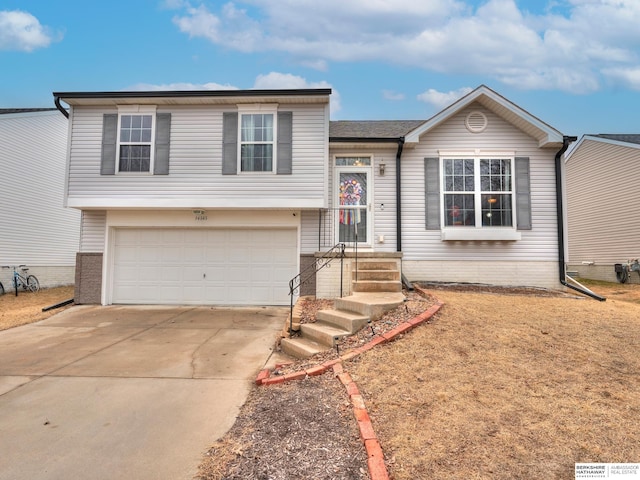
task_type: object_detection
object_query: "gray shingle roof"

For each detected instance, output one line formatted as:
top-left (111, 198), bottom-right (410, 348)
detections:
top-left (330, 120), bottom-right (425, 139)
top-left (592, 134), bottom-right (640, 145)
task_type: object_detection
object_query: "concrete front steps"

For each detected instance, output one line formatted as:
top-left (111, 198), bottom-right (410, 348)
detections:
top-left (352, 261), bottom-right (402, 293)
top-left (280, 261), bottom-right (404, 359)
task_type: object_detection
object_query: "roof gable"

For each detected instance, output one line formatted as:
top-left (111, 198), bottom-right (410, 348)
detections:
top-left (404, 85), bottom-right (564, 148)
top-left (565, 134), bottom-right (640, 162)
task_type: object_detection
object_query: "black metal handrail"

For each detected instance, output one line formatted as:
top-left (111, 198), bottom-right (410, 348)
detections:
top-left (288, 242), bottom-right (346, 335)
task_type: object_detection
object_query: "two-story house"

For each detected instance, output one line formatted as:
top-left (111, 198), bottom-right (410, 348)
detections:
top-left (54, 85), bottom-right (573, 306)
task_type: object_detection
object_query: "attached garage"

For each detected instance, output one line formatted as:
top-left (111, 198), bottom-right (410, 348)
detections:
top-left (111, 228), bottom-right (298, 305)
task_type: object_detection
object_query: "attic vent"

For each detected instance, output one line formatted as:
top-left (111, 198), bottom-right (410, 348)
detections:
top-left (465, 111), bottom-right (487, 133)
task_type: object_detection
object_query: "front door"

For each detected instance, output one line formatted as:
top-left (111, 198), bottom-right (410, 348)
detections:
top-left (335, 158), bottom-right (372, 246)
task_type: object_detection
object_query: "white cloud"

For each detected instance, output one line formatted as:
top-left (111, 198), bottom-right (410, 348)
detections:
top-left (125, 82), bottom-right (239, 91)
top-left (253, 72), bottom-right (341, 113)
top-left (383, 90), bottom-right (405, 101)
top-left (0, 10), bottom-right (56, 52)
top-left (123, 73), bottom-right (340, 112)
top-left (602, 67), bottom-right (640, 91)
top-left (170, 0), bottom-right (640, 94)
top-left (417, 87), bottom-right (473, 109)
top-left (173, 3), bottom-right (262, 53)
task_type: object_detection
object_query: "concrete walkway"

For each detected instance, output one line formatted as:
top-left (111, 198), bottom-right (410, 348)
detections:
top-left (0, 305), bottom-right (287, 480)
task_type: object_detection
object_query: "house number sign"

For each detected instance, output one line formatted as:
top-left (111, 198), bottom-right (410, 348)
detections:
top-left (192, 210), bottom-right (208, 221)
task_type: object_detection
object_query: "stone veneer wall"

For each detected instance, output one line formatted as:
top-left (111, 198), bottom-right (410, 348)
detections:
top-left (74, 252), bottom-right (103, 304)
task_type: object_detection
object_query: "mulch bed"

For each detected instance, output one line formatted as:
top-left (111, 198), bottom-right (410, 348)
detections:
top-left (197, 372), bottom-right (370, 480)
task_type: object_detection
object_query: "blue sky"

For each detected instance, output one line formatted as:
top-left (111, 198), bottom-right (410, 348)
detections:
top-left (1, 0), bottom-right (639, 136)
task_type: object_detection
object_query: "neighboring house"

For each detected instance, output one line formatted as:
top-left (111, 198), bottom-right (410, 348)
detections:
top-left (565, 134), bottom-right (640, 284)
top-left (0, 109), bottom-right (80, 290)
top-left (54, 85), bottom-right (573, 306)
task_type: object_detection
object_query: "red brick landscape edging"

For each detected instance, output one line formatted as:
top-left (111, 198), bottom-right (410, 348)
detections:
top-left (254, 292), bottom-right (444, 480)
top-left (256, 294), bottom-right (443, 386)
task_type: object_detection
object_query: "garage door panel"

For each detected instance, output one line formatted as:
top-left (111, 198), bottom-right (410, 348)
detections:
top-left (112, 228), bottom-right (297, 305)
top-left (114, 245), bottom-right (139, 263)
top-left (139, 266), bottom-right (162, 281)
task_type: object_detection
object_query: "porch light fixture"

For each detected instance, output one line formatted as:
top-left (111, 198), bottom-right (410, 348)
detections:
top-left (379, 161), bottom-right (386, 176)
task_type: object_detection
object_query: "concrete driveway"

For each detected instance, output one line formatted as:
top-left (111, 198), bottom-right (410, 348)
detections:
top-left (0, 305), bottom-right (287, 480)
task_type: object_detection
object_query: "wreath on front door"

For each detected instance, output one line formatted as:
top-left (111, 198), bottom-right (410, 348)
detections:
top-left (339, 178), bottom-right (363, 224)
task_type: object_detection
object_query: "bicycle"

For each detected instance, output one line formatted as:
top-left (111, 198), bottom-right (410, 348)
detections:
top-left (1, 265), bottom-right (40, 295)
top-left (614, 259), bottom-right (640, 284)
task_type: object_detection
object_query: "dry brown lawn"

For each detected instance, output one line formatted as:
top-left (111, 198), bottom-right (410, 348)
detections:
top-left (0, 285), bottom-right (75, 330)
top-left (351, 280), bottom-right (640, 479)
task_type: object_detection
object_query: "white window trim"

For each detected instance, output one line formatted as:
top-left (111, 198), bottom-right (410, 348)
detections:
top-left (116, 105), bottom-right (157, 175)
top-left (439, 150), bottom-right (521, 241)
top-left (237, 104), bottom-right (278, 174)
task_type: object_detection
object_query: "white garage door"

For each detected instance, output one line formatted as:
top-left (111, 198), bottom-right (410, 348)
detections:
top-left (111, 228), bottom-right (298, 305)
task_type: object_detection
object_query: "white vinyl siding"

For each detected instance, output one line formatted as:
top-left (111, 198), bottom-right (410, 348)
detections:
top-left (300, 209), bottom-right (321, 253)
top-left (566, 138), bottom-right (640, 264)
top-left (370, 148), bottom-right (398, 252)
top-left (401, 105), bottom-right (559, 264)
top-left (80, 210), bottom-right (107, 252)
top-left (67, 105), bottom-right (327, 209)
top-left (0, 111), bottom-right (80, 266)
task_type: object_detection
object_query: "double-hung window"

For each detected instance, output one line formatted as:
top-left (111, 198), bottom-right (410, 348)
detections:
top-left (222, 108), bottom-right (292, 176)
top-left (240, 112), bottom-right (275, 172)
top-left (117, 106), bottom-right (156, 173)
top-left (443, 156), bottom-right (514, 227)
top-left (431, 152), bottom-right (523, 241)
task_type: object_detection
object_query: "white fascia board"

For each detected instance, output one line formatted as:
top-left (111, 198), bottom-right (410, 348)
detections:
top-left (67, 197), bottom-right (327, 209)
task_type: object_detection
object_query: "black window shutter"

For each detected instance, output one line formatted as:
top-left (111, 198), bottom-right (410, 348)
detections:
top-left (101, 114), bottom-right (118, 175)
top-left (277, 111), bottom-right (293, 175)
top-left (222, 112), bottom-right (238, 175)
top-left (515, 157), bottom-right (532, 230)
top-left (154, 113), bottom-right (171, 175)
top-left (424, 157), bottom-right (441, 230)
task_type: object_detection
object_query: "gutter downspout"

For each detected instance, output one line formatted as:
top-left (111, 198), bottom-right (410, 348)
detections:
top-left (395, 137), bottom-right (405, 252)
top-left (54, 96), bottom-right (69, 118)
top-left (555, 135), bottom-right (605, 301)
top-left (395, 137), bottom-right (413, 290)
